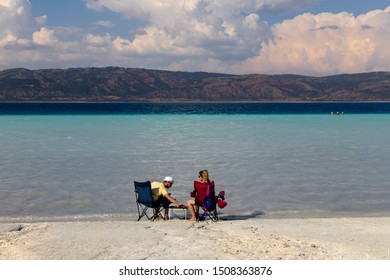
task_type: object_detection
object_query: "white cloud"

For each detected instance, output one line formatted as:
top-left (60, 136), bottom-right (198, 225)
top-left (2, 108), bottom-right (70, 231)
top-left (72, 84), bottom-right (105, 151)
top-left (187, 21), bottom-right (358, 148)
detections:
top-left (95, 20), bottom-right (115, 28)
top-left (1, 0), bottom-right (390, 75)
top-left (32, 27), bottom-right (57, 46)
top-left (82, 0), bottom-right (280, 60)
top-left (239, 6), bottom-right (390, 75)
top-left (0, 0), bottom-right (35, 43)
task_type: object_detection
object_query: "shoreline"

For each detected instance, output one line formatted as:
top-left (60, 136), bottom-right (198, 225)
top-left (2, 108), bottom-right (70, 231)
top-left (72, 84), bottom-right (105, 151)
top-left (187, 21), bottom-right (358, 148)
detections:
top-left (1, 214), bottom-right (390, 260)
top-left (2, 209), bottom-right (390, 223)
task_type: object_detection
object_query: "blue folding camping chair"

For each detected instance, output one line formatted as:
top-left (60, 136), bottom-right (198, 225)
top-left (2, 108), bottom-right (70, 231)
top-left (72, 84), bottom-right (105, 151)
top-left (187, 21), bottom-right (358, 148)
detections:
top-left (134, 181), bottom-right (161, 221)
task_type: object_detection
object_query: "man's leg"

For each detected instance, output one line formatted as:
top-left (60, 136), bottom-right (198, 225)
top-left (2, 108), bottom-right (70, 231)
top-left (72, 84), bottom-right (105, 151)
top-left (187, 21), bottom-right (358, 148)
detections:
top-left (161, 197), bottom-right (172, 220)
top-left (164, 207), bottom-right (170, 220)
top-left (153, 206), bottom-right (163, 220)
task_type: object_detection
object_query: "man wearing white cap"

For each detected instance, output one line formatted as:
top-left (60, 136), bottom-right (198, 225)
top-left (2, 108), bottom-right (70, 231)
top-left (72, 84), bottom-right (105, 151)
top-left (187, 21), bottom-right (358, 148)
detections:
top-left (151, 176), bottom-right (185, 220)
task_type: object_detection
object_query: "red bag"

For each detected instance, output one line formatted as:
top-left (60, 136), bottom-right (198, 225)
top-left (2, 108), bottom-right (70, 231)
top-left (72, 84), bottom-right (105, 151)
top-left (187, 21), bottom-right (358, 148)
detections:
top-left (218, 200), bottom-right (227, 209)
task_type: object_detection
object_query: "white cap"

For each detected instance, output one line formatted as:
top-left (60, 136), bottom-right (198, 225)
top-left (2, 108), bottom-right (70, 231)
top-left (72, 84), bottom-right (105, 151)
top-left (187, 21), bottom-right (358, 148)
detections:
top-left (163, 176), bottom-right (174, 183)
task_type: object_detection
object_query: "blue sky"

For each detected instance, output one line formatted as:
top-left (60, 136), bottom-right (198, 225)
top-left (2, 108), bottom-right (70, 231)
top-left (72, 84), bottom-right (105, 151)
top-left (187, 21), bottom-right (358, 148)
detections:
top-left (1, 0), bottom-right (390, 76)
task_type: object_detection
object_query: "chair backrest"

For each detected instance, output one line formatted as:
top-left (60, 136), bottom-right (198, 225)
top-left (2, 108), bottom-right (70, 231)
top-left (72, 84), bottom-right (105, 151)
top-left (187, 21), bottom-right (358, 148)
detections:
top-left (194, 181), bottom-right (216, 211)
top-left (134, 181), bottom-right (155, 208)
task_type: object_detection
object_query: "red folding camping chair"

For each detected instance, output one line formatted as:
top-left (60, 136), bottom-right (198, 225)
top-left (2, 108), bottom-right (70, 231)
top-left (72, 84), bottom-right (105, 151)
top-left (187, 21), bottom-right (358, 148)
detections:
top-left (192, 181), bottom-right (219, 221)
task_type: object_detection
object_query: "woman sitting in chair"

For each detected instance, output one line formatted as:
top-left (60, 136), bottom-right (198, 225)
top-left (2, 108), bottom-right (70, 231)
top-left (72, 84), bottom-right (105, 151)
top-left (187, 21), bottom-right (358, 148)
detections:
top-left (187, 170), bottom-right (210, 221)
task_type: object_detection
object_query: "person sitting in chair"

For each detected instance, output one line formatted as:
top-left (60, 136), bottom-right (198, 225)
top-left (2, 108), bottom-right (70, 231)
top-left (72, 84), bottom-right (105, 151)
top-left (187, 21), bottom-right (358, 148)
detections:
top-left (187, 170), bottom-right (210, 221)
top-left (151, 176), bottom-right (185, 220)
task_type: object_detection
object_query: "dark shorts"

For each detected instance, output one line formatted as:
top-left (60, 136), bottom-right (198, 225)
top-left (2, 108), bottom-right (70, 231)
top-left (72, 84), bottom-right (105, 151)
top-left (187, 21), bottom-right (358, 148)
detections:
top-left (156, 196), bottom-right (171, 208)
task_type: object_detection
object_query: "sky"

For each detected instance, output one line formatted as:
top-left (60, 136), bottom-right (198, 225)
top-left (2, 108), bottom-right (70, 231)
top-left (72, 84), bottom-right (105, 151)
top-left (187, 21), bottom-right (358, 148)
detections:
top-left (0, 0), bottom-right (389, 76)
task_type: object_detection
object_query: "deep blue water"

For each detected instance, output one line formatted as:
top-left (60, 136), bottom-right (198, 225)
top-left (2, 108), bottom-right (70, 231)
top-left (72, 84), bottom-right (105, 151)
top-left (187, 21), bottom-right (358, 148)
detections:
top-left (1, 102), bottom-right (390, 115)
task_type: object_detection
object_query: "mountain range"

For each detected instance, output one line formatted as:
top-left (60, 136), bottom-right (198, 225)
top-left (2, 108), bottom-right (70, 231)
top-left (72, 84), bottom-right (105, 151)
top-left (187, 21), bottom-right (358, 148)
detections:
top-left (0, 67), bottom-right (389, 101)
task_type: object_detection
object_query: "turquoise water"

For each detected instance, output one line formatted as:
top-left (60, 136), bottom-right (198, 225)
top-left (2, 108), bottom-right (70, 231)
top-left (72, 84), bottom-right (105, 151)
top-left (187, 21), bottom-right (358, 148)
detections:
top-left (1, 111), bottom-right (390, 219)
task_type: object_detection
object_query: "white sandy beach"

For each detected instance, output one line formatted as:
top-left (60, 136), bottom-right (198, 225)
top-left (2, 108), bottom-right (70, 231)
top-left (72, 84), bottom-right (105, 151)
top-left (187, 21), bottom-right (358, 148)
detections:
top-left (1, 215), bottom-right (390, 260)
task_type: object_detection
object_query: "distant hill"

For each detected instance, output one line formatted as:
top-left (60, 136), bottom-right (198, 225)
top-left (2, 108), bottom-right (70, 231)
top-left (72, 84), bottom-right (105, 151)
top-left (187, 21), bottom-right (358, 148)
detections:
top-left (0, 67), bottom-right (389, 101)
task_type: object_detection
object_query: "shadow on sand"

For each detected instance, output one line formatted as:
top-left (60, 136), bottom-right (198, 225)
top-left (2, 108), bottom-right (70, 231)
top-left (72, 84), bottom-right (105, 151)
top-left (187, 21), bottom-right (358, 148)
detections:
top-left (218, 210), bottom-right (266, 221)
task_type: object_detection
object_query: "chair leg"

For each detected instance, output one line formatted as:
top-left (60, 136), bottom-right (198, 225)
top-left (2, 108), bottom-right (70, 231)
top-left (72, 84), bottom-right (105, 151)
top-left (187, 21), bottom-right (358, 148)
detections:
top-left (139, 208), bottom-right (150, 221)
top-left (151, 207), bottom-right (164, 221)
top-left (136, 202), bottom-right (153, 221)
top-left (200, 209), bottom-right (218, 222)
top-left (136, 203), bottom-right (143, 221)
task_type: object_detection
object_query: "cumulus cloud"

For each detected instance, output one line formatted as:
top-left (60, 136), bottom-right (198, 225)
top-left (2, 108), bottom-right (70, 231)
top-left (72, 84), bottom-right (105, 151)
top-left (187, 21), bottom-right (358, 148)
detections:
top-left (85, 0), bottom-right (270, 58)
top-left (0, 0), bottom-right (41, 67)
top-left (82, 0), bottom-right (315, 68)
top-left (32, 27), bottom-right (57, 45)
top-left (86, 0), bottom-right (315, 56)
top-left (0, 0), bottom-right (389, 75)
top-left (0, 0), bottom-right (34, 45)
top-left (239, 7), bottom-right (390, 75)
